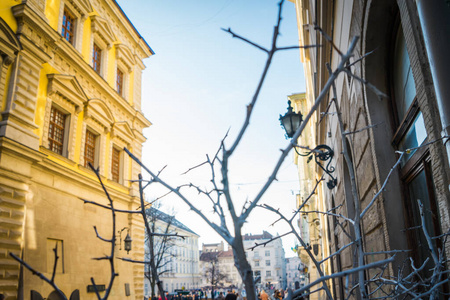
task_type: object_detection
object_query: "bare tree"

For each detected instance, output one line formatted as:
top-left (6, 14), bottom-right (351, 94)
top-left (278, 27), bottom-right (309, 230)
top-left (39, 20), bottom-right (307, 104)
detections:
top-left (145, 205), bottom-right (179, 298)
top-left (9, 1), bottom-right (449, 300)
top-left (201, 252), bottom-right (228, 299)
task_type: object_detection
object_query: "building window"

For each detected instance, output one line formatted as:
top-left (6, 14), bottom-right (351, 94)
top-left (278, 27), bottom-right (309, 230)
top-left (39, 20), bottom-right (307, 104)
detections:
top-left (254, 251), bottom-right (259, 258)
top-left (265, 260), bottom-right (270, 266)
top-left (266, 270), bottom-right (271, 277)
top-left (255, 261), bottom-right (259, 267)
top-left (265, 250), bottom-right (270, 257)
top-left (84, 129), bottom-right (97, 168)
top-left (49, 106), bottom-right (67, 155)
top-left (62, 8), bottom-right (75, 44)
top-left (93, 43), bottom-right (102, 74)
top-left (111, 147), bottom-right (121, 183)
top-left (391, 24), bottom-right (441, 274)
top-left (117, 68), bottom-right (124, 96)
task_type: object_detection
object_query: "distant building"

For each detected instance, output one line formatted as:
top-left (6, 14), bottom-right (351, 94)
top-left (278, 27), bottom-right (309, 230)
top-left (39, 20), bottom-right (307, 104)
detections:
top-left (242, 231), bottom-right (287, 290)
top-left (285, 256), bottom-right (307, 290)
top-left (199, 242), bottom-right (241, 289)
top-left (144, 208), bottom-right (201, 296)
top-left (199, 233), bottom-right (287, 292)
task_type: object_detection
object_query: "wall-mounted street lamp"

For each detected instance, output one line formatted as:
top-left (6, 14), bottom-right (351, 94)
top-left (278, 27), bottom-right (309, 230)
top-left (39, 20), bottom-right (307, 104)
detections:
top-left (118, 227), bottom-right (132, 254)
top-left (279, 100), bottom-right (337, 189)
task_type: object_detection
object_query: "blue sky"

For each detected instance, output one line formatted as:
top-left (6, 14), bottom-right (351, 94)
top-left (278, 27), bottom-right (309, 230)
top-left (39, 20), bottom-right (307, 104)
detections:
top-left (116, 0), bottom-right (306, 257)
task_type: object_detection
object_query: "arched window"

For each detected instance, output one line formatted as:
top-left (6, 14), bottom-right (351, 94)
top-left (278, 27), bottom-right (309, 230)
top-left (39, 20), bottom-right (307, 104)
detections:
top-left (391, 24), bottom-right (441, 273)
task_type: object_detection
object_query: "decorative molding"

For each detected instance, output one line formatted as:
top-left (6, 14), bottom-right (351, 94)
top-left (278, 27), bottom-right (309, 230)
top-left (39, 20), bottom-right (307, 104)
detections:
top-left (90, 15), bottom-right (117, 49)
top-left (111, 121), bottom-right (134, 145)
top-left (84, 98), bottom-right (115, 131)
top-left (115, 44), bottom-right (135, 71)
top-left (47, 74), bottom-right (88, 112)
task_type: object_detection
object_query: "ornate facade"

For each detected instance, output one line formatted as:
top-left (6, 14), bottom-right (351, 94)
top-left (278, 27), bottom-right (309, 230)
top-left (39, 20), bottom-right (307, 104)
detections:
top-left (0, 0), bottom-right (153, 299)
top-left (290, 0), bottom-right (450, 298)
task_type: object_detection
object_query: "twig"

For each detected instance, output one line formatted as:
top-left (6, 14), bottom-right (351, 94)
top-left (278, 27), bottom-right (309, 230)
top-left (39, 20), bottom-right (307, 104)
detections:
top-left (344, 122), bottom-right (383, 135)
top-left (221, 27), bottom-right (269, 53)
top-left (9, 253), bottom-right (67, 300)
top-left (290, 257), bottom-right (395, 299)
top-left (81, 198), bottom-right (141, 214)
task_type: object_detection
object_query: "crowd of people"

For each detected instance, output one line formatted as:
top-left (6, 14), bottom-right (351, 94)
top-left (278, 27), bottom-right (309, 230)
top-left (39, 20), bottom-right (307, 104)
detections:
top-left (156, 287), bottom-right (305, 300)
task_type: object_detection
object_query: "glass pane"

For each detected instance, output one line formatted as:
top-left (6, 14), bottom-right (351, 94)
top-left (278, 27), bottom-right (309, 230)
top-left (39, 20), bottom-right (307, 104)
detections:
top-left (394, 25), bottom-right (416, 121)
top-left (398, 112), bottom-right (427, 165)
top-left (407, 169), bottom-right (438, 275)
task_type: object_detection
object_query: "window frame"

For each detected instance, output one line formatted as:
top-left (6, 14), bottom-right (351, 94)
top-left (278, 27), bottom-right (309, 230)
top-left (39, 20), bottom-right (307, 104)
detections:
top-left (44, 74), bottom-right (85, 162)
top-left (48, 106), bottom-right (69, 156)
top-left (93, 42), bottom-right (102, 75)
top-left (111, 146), bottom-right (121, 183)
top-left (116, 67), bottom-right (124, 97)
top-left (84, 128), bottom-right (99, 169)
top-left (389, 21), bottom-right (442, 273)
top-left (58, 1), bottom-right (91, 52)
top-left (61, 7), bottom-right (75, 45)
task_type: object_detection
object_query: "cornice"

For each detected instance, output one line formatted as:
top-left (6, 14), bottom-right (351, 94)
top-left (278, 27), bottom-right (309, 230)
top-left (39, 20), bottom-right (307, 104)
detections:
top-left (12, 4), bottom-right (55, 41)
top-left (106, 0), bottom-right (154, 58)
top-left (35, 152), bottom-right (132, 204)
top-left (0, 137), bottom-right (46, 164)
top-left (135, 111), bottom-right (152, 128)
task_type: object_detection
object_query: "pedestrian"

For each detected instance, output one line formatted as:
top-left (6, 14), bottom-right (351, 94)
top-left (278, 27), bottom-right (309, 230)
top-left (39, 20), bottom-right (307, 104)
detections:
top-left (217, 292), bottom-right (225, 300)
top-left (273, 290), bottom-right (282, 300)
top-left (159, 293), bottom-right (168, 300)
top-left (224, 290), bottom-right (237, 300)
top-left (260, 290), bottom-right (268, 300)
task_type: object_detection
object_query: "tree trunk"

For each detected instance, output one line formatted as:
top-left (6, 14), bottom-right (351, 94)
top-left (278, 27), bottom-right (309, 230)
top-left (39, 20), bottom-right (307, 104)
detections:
top-left (232, 231), bottom-right (256, 300)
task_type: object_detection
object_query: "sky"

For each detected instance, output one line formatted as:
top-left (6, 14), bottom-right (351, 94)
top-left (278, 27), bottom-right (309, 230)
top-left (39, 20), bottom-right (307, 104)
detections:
top-left (116, 0), bottom-right (306, 258)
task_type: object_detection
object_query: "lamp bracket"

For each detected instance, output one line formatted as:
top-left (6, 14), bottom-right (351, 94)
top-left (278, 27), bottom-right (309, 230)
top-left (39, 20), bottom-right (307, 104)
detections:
top-left (296, 144), bottom-right (337, 189)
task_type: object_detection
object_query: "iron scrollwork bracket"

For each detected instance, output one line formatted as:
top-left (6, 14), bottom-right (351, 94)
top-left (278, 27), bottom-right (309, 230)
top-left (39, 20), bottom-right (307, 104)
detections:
top-left (296, 144), bottom-right (337, 189)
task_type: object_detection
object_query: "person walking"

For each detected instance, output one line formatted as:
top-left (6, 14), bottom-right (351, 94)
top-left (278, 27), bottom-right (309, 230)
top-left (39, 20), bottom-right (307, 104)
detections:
top-left (224, 290), bottom-right (237, 300)
top-left (273, 290), bottom-right (282, 300)
top-left (260, 290), bottom-right (268, 300)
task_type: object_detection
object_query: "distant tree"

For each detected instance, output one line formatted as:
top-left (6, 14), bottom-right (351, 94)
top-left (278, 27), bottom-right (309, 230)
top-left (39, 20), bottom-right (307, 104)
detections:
top-left (145, 205), bottom-right (178, 298)
top-left (202, 252), bottom-right (228, 299)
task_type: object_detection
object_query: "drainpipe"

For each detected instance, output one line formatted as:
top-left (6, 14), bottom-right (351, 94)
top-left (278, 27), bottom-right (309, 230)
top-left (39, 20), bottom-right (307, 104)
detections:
top-left (415, 0), bottom-right (450, 166)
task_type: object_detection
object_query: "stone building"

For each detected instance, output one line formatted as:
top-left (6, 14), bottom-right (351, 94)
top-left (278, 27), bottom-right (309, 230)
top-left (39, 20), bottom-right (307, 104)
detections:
top-left (200, 233), bottom-right (287, 293)
top-left (0, 0), bottom-right (152, 299)
top-left (144, 208), bottom-right (201, 296)
top-left (199, 242), bottom-right (241, 290)
top-left (289, 0), bottom-right (450, 298)
top-left (285, 256), bottom-right (306, 290)
top-left (242, 232), bottom-right (286, 291)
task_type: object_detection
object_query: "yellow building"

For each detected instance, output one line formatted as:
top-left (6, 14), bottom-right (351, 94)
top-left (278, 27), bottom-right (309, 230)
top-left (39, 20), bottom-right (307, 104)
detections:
top-left (0, 0), bottom-right (153, 299)
top-left (288, 93), bottom-right (332, 300)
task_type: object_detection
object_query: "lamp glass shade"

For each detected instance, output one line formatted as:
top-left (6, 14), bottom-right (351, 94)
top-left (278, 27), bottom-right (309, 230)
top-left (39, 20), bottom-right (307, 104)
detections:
top-left (124, 233), bottom-right (132, 253)
top-left (279, 100), bottom-right (302, 138)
